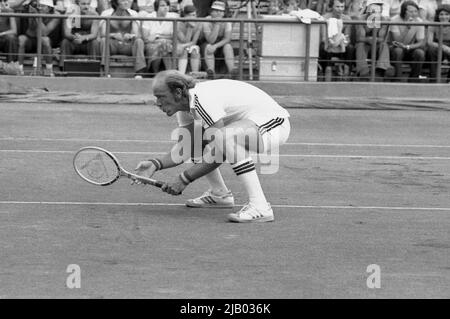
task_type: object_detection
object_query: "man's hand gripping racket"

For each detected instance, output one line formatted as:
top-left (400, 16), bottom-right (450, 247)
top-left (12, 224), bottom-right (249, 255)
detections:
top-left (73, 146), bottom-right (164, 188)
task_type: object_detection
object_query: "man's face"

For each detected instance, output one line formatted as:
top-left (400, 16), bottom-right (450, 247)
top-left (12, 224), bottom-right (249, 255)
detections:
top-left (79, 0), bottom-right (91, 13)
top-left (405, 5), bottom-right (419, 20)
top-left (332, 1), bottom-right (345, 17)
top-left (211, 9), bottom-right (224, 19)
top-left (153, 84), bottom-right (183, 117)
top-left (157, 0), bottom-right (169, 15)
top-left (118, 0), bottom-right (130, 10)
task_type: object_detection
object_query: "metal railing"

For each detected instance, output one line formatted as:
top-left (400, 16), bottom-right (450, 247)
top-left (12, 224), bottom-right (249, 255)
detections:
top-left (1, 12), bottom-right (449, 82)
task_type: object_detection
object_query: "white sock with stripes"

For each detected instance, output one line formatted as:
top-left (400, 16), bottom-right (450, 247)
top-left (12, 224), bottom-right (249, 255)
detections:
top-left (231, 158), bottom-right (269, 210)
top-left (205, 168), bottom-right (230, 196)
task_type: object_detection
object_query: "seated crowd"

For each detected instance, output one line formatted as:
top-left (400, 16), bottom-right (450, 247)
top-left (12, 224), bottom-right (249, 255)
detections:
top-left (0, 0), bottom-right (449, 81)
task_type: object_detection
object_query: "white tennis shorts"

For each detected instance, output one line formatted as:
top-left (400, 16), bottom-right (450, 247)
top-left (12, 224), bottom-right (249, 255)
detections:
top-left (259, 117), bottom-right (291, 153)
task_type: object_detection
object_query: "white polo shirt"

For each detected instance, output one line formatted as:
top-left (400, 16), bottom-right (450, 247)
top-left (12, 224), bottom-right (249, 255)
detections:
top-left (181, 80), bottom-right (290, 129)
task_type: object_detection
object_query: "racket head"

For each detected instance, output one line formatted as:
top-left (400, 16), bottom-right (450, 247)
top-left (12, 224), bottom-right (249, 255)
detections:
top-left (73, 146), bottom-right (121, 186)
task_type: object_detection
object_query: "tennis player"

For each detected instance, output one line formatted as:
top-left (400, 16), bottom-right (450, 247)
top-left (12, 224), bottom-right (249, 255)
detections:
top-left (135, 70), bottom-right (290, 222)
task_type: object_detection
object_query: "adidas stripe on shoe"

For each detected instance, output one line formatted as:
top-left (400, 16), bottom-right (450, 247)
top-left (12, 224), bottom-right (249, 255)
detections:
top-left (228, 203), bottom-right (274, 223)
top-left (186, 190), bottom-right (234, 208)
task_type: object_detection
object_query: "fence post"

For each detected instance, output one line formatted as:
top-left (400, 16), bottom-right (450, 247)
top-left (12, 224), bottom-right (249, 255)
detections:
top-left (172, 19), bottom-right (178, 69)
top-left (36, 15), bottom-right (42, 76)
top-left (239, 20), bottom-right (244, 80)
top-left (370, 28), bottom-right (377, 82)
top-left (436, 24), bottom-right (443, 83)
top-left (104, 17), bottom-right (111, 77)
top-left (304, 23), bottom-right (311, 82)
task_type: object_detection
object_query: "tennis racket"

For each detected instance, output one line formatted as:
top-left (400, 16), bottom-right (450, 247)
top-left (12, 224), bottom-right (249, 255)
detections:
top-left (73, 146), bottom-right (164, 188)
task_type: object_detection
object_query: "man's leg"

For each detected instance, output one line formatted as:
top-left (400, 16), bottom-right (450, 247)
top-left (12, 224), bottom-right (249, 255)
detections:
top-left (1, 34), bottom-right (19, 62)
top-left (59, 39), bottom-right (74, 69)
top-left (355, 42), bottom-right (370, 76)
top-left (213, 120), bottom-right (273, 222)
top-left (391, 47), bottom-right (405, 80)
top-left (204, 43), bottom-right (216, 77)
top-left (409, 48), bottom-right (425, 80)
top-left (41, 36), bottom-right (54, 76)
top-left (428, 46), bottom-right (439, 81)
top-left (186, 132), bottom-right (233, 208)
top-left (222, 43), bottom-right (235, 74)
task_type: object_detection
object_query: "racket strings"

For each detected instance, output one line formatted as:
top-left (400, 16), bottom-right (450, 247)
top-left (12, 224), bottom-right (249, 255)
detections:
top-left (74, 150), bottom-right (119, 185)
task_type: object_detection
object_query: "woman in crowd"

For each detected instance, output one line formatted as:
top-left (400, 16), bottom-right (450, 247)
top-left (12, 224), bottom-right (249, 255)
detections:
top-left (427, 4), bottom-right (450, 81)
top-left (140, 0), bottom-right (177, 73)
top-left (176, 4), bottom-right (201, 74)
top-left (99, 0), bottom-right (147, 76)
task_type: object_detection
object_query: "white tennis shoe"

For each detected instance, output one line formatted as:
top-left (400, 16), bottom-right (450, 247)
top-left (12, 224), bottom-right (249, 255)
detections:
top-left (228, 203), bottom-right (274, 223)
top-left (186, 190), bottom-right (234, 208)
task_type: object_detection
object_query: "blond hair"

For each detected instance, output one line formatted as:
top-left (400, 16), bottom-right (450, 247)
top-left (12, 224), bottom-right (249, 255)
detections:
top-left (153, 70), bottom-right (197, 97)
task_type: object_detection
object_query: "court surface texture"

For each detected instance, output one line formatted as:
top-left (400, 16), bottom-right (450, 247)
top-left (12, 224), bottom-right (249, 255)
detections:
top-left (0, 101), bottom-right (449, 298)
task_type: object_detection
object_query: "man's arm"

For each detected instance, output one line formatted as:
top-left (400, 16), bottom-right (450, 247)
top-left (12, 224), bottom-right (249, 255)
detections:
top-left (203, 21), bottom-right (219, 44)
top-left (86, 18), bottom-right (100, 42)
top-left (40, 16), bottom-right (61, 37)
top-left (210, 22), bottom-right (232, 49)
top-left (0, 17), bottom-right (17, 37)
top-left (134, 121), bottom-right (199, 180)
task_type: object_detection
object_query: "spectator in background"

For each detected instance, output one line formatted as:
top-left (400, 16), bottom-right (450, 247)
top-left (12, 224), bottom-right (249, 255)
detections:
top-left (177, 4), bottom-right (201, 73)
top-left (136, 0), bottom-right (154, 12)
top-left (99, 0), bottom-right (146, 77)
top-left (60, 0), bottom-right (100, 70)
top-left (345, 0), bottom-right (365, 17)
top-left (390, 0), bottom-right (426, 81)
top-left (193, 0), bottom-right (230, 17)
top-left (382, 0), bottom-right (402, 17)
top-left (281, 0), bottom-right (299, 13)
top-left (140, 0), bottom-right (177, 74)
top-left (427, 4), bottom-right (450, 81)
top-left (417, 0), bottom-right (438, 21)
top-left (193, 0), bottom-right (213, 17)
top-left (0, 0), bottom-right (19, 62)
top-left (201, 1), bottom-right (236, 79)
top-left (267, 0), bottom-right (283, 14)
top-left (354, 0), bottom-right (392, 78)
top-left (18, 0), bottom-right (61, 76)
top-left (169, 0), bottom-right (180, 13)
top-left (320, 0), bottom-right (354, 80)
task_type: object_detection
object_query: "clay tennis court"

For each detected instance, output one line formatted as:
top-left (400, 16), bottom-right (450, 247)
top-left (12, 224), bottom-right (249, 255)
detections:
top-left (0, 99), bottom-right (449, 299)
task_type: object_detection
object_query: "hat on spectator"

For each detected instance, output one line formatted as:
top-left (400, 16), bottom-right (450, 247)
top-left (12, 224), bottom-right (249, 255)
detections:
top-left (39, 0), bottom-right (55, 8)
top-left (183, 4), bottom-right (196, 16)
top-left (365, 0), bottom-right (384, 6)
top-left (211, 1), bottom-right (226, 11)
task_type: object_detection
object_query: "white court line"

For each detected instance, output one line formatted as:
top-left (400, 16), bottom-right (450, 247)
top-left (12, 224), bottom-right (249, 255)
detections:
top-left (1, 137), bottom-right (450, 148)
top-left (1, 149), bottom-right (450, 160)
top-left (0, 201), bottom-right (449, 211)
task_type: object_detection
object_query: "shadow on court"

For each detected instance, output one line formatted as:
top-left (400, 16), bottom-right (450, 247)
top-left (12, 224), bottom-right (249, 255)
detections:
top-left (0, 102), bottom-right (449, 298)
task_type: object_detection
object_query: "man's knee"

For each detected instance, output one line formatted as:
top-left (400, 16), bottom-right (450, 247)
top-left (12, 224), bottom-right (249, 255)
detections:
top-left (413, 48), bottom-right (425, 61)
top-left (391, 47), bottom-right (404, 60)
top-left (41, 36), bottom-right (51, 48)
top-left (18, 35), bottom-right (28, 47)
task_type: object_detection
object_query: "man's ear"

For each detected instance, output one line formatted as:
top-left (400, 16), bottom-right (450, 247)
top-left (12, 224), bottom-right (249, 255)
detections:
top-left (174, 88), bottom-right (183, 101)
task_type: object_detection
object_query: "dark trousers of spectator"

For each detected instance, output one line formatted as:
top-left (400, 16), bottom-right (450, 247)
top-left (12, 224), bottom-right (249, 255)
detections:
top-left (355, 42), bottom-right (391, 76)
top-left (18, 35), bottom-right (53, 64)
top-left (0, 34), bottom-right (19, 62)
top-left (390, 47), bottom-right (425, 80)
top-left (427, 46), bottom-right (450, 82)
top-left (59, 39), bottom-right (100, 68)
top-left (319, 43), bottom-right (355, 69)
top-left (100, 38), bottom-right (146, 72)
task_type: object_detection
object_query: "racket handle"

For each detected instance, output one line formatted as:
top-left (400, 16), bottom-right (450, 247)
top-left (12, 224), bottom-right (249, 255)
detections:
top-left (128, 172), bottom-right (164, 188)
top-left (153, 180), bottom-right (164, 188)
